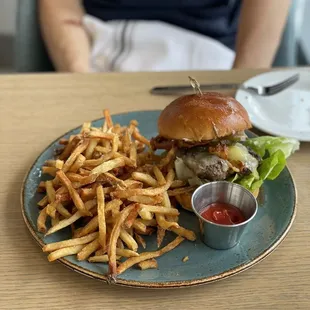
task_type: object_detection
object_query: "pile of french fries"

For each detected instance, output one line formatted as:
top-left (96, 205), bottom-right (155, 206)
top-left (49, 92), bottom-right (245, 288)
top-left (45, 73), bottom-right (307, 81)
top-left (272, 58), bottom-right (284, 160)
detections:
top-left (36, 109), bottom-right (196, 281)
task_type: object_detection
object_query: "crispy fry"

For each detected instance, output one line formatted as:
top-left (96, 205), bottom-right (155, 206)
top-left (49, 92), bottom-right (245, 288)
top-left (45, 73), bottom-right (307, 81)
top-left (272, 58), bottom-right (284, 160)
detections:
top-left (111, 168), bottom-right (175, 198)
top-left (62, 139), bottom-right (90, 172)
top-left (124, 209), bottom-right (139, 229)
top-left (132, 220), bottom-right (147, 233)
top-left (77, 238), bottom-right (101, 261)
top-left (138, 259), bottom-right (158, 270)
top-left (117, 236), bottom-right (184, 275)
top-left (45, 199), bottom-right (96, 235)
top-left (48, 245), bottom-right (85, 262)
top-left (170, 180), bottom-right (188, 188)
top-left (94, 146), bottom-right (111, 154)
top-left (89, 255), bottom-right (109, 263)
top-left (83, 152), bottom-right (114, 167)
top-left (120, 229), bottom-right (138, 251)
top-left (56, 170), bottom-right (90, 216)
top-left (156, 213), bottom-right (179, 230)
top-left (127, 195), bottom-right (163, 205)
top-left (37, 207), bottom-right (48, 233)
top-left (131, 172), bottom-right (158, 187)
top-left (88, 131), bottom-right (114, 140)
top-left (129, 142), bottom-right (137, 166)
top-left (138, 208), bottom-right (153, 221)
top-left (42, 166), bottom-right (58, 177)
top-left (170, 226), bottom-right (196, 241)
top-left (56, 203), bottom-right (71, 218)
top-left (168, 186), bottom-right (196, 196)
top-left (97, 185), bottom-right (106, 250)
top-left (58, 135), bottom-right (80, 160)
top-left (138, 204), bottom-right (179, 216)
top-left (69, 154), bottom-right (86, 173)
top-left (153, 166), bottom-right (166, 186)
top-left (159, 146), bottom-right (176, 168)
top-left (85, 138), bottom-right (99, 159)
top-left (132, 128), bottom-right (151, 147)
top-left (43, 232), bottom-right (99, 252)
top-left (108, 204), bottom-right (137, 278)
top-left (101, 172), bottom-right (126, 189)
top-left (157, 226), bottom-right (165, 248)
top-left (135, 233), bottom-right (146, 249)
top-left (90, 158), bottom-right (125, 175)
top-left (103, 109), bottom-right (113, 128)
top-left (75, 215), bottom-right (98, 238)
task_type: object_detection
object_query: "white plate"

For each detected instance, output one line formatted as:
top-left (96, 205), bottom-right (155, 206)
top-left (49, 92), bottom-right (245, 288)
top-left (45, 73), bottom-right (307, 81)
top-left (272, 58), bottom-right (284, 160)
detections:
top-left (235, 69), bottom-right (310, 141)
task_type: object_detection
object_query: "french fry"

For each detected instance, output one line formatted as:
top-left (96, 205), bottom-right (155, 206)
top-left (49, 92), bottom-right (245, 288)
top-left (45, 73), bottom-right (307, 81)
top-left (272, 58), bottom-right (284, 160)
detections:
top-left (37, 207), bottom-right (48, 233)
top-left (56, 203), bottom-right (71, 218)
top-left (108, 204), bottom-right (137, 278)
top-left (120, 229), bottom-right (138, 251)
top-left (103, 109), bottom-right (113, 129)
top-left (129, 142), bottom-right (137, 166)
top-left (153, 166), bottom-right (166, 186)
top-left (56, 170), bottom-right (90, 216)
top-left (45, 199), bottom-right (96, 235)
top-left (97, 185), bottom-right (106, 250)
top-left (131, 172), bottom-right (158, 187)
top-left (124, 209), bottom-right (139, 229)
top-left (170, 226), bottom-right (196, 241)
top-left (90, 158), bottom-right (125, 175)
top-left (58, 135), bottom-right (80, 160)
top-left (135, 233), bottom-right (146, 249)
top-left (116, 248), bottom-right (139, 258)
top-left (132, 128), bottom-right (151, 147)
top-left (88, 131), bottom-right (114, 140)
top-left (112, 134), bottom-right (119, 153)
top-left (170, 180), bottom-right (188, 188)
top-left (101, 172), bottom-right (126, 189)
top-left (138, 259), bottom-right (158, 270)
top-left (83, 152), bottom-right (114, 167)
top-left (69, 154), bottom-right (86, 173)
top-left (138, 207), bottom-right (153, 220)
top-left (43, 232), bottom-right (99, 252)
top-left (127, 195), bottom-right (163, 205)
top-left (132, 220), bottom-right (147, 233)
top-left (81, 122), bottom-right (91, 133)
top-left (159, 146), bottom-right (176, 168)
top-left (77, 238), bottom-right (101, 261)
top-left (89, 255), bottom-right (109, 263)
top-left (94, 146), bottom-right (111, 154)
top-left (85, 138), bottom-right (99, 159)
top-left (156, 213), bottom-right (179, 230)
top-left (117, 236), bottom-right (184, 275)
top-left (138, 204), bottom-right (179, 216)
top-left (111, 169), bottom-right (175, 198)
top-left (42, 166), bottom-right (58, 177)
top-left (157, 226), bottom-right (165, 248)
top-left (62, 139), bottom-right (90, 172)
top-left (168, 186), bottom-right (197, 196)
top-left (48, 245), bottom-right (85, 262)
top-left (75, 215), bottom-right (98, 238)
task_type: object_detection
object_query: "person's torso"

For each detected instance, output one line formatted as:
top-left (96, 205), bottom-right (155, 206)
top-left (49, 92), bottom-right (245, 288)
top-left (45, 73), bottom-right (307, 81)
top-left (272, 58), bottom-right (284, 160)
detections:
top-left (83, 0), bottom-right (241, 50)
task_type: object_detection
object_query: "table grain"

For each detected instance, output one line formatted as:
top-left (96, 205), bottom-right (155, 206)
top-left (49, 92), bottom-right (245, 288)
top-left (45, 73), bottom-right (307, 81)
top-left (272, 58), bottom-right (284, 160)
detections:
top-left (0, 70), bottom-right (309, 310)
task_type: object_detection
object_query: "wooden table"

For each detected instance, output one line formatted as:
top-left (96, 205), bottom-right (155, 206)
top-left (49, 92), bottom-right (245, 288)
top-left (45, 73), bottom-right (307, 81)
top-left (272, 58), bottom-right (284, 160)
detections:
top-left (1, 70), bottom-right (309, 310)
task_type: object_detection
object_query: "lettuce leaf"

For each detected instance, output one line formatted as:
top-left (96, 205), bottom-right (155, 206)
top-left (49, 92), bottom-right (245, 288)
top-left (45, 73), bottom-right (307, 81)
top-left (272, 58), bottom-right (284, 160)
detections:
top-left (233, 136), bottom-right (299, 192)
top-left (244, 136), bottom-right (300, 159)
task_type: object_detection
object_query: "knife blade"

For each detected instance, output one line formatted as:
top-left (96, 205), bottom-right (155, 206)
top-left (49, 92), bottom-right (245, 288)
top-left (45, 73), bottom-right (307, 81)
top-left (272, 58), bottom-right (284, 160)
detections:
top-left (150, 83), bottom-right (241, 95)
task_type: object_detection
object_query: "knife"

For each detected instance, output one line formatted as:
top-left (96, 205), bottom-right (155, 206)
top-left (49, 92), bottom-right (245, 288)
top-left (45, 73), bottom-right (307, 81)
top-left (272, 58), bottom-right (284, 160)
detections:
top-left (150, 83), bottom-right (241, 95)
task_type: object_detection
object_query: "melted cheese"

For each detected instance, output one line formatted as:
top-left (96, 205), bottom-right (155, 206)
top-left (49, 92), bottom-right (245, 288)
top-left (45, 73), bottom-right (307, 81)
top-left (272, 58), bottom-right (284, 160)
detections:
top-left (227, 143), bottom-right (258, 172)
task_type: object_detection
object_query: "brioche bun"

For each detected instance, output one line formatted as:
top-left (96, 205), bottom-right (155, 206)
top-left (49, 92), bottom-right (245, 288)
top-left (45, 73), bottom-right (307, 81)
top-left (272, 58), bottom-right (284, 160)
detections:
top-left (158, 92), bottom-right (252, 142)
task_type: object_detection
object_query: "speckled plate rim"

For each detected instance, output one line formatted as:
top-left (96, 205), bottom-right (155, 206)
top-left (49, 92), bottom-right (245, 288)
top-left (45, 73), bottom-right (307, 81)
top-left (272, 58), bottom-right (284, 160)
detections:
top-left (20, 110), bottom-right (298, 289)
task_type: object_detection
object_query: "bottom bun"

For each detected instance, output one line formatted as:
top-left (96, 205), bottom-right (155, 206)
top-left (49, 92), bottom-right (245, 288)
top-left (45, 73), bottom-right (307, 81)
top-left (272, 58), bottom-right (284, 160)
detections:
top-left (175, 188), bottom-right (260, 212)
top-left (175, 192), bottom-right (194, 213)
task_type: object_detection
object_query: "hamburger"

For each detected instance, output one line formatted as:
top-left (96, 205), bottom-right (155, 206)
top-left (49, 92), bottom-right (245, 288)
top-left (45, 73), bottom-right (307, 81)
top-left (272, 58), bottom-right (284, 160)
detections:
top-left (151, 77), bottom-right (299, 212)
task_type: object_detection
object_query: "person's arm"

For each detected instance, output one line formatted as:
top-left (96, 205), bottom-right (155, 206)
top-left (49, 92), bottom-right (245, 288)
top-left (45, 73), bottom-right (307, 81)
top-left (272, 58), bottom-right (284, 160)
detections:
top-left (233, 0), bottom-right (291, 69)
top-left (38, 0), bottom-right (91, 72)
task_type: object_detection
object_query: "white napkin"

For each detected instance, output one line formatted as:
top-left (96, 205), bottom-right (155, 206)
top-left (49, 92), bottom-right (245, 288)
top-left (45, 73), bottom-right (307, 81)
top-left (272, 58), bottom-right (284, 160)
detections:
top-left (83, 14), bottom-right (235, 72)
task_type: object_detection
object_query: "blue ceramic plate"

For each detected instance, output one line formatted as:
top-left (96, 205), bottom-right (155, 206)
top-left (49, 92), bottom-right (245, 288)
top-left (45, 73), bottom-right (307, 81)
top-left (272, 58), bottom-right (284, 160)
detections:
top-left (21, 110), bottom-right (297, 288)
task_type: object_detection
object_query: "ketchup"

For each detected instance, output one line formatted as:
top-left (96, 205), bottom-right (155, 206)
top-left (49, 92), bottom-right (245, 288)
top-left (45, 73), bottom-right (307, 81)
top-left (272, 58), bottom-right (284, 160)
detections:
top-left (200, 202), bottom-right (246, 225)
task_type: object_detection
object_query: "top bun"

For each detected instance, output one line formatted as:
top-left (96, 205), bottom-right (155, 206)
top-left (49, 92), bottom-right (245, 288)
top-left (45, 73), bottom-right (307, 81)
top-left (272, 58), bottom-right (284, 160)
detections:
top-left (158, 92), bottom-right (252, 141)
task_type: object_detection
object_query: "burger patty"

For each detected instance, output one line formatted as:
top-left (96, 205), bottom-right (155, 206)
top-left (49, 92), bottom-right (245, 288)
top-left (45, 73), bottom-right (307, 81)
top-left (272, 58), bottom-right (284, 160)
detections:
top-left (180, 150), bottom-right (230, 181)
